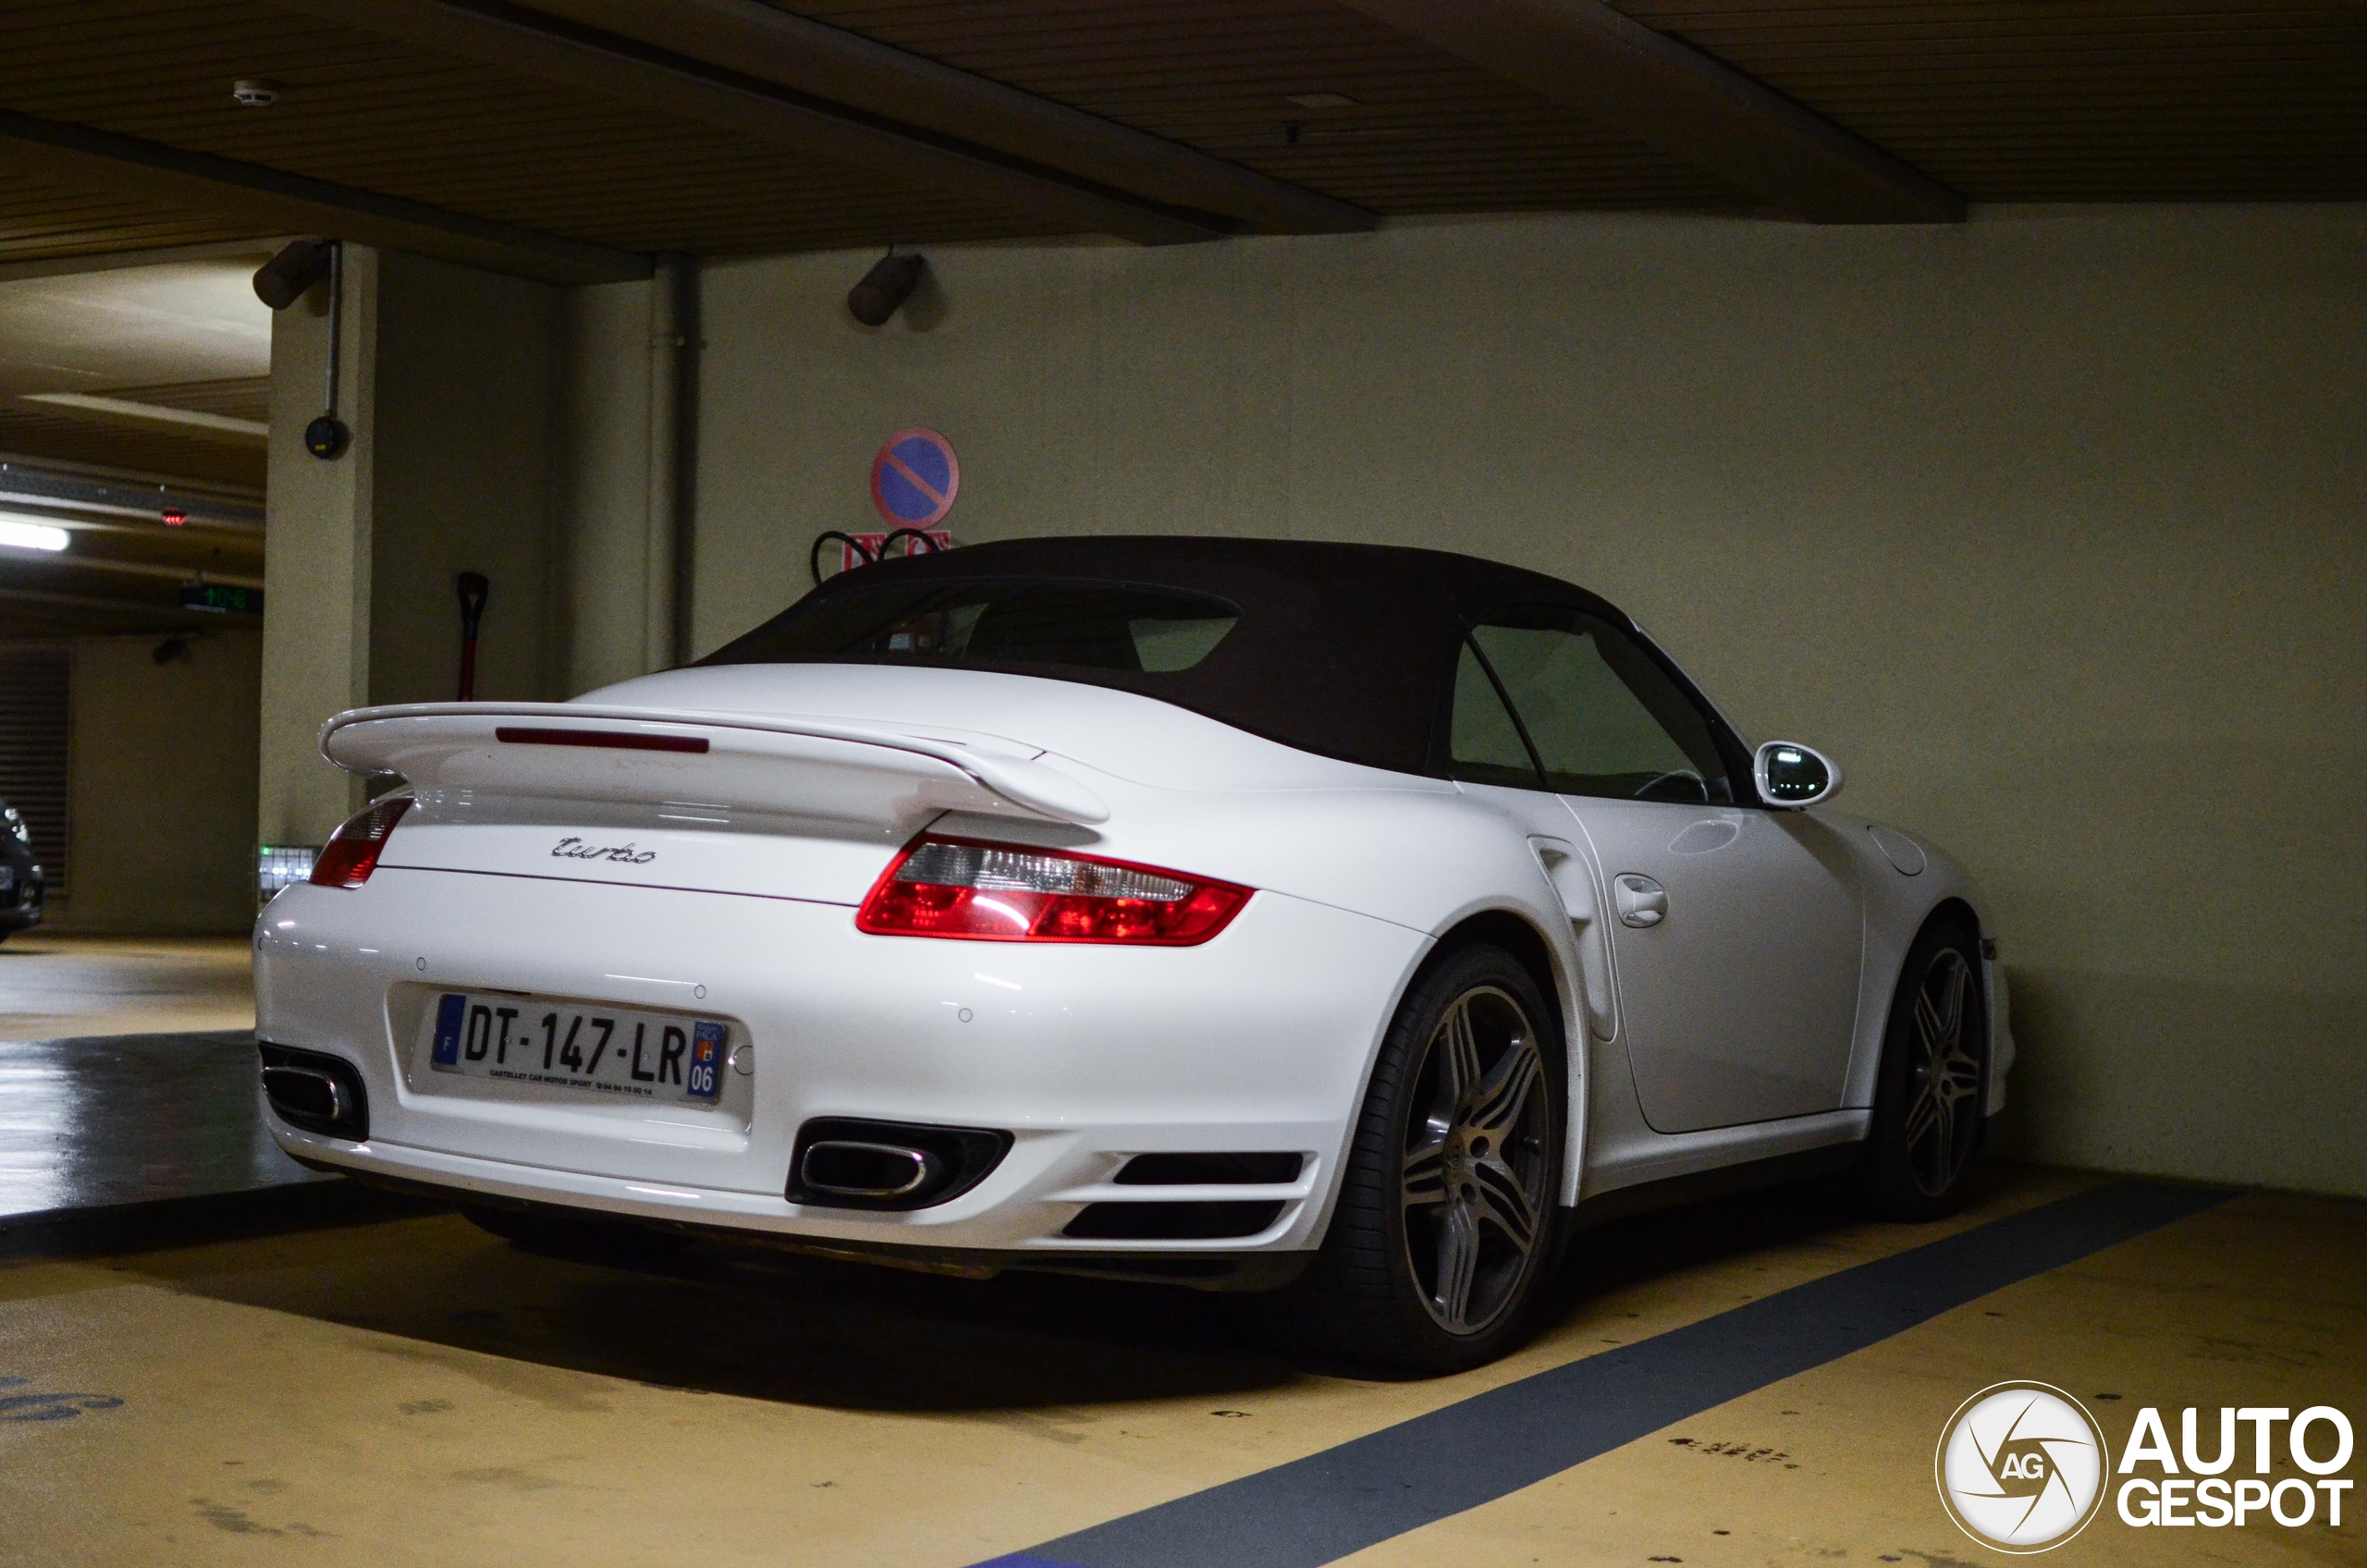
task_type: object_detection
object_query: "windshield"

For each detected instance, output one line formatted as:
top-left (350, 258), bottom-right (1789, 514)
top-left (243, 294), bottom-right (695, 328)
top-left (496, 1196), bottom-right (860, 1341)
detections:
top-left (702, 578), bottom-right (1241, 675)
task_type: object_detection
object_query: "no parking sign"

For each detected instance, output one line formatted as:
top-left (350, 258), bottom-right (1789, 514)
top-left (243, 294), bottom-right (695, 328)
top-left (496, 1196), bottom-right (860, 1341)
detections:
top-left (871, 427), bottom-right (960, 529)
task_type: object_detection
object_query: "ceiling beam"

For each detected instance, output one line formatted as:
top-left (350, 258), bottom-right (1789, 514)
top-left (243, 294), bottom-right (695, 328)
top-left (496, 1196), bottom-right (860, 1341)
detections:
top-left (0, 583), bottom-right (204, 610)
top-left (0, 553), bottom-right (265, 591)
top-left (0, 110), bottom-right (652, 285)
top-left (0, 237), bottom-right (294, 284)
top-left (512, 0), bottom-right (1374, 236)
top-left (1335, 0), bottom-right (1964, 224)
top-left (281, 0), bottom-right (1294, 246)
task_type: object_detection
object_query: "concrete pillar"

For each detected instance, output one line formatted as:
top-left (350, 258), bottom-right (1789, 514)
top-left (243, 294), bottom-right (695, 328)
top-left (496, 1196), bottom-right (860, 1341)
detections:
top-left (258, 244), bottom-right (378, 848)
top-left (257, 246), bottom-right (579, 849)
top-left (550, 259), bottom-right (695, 692)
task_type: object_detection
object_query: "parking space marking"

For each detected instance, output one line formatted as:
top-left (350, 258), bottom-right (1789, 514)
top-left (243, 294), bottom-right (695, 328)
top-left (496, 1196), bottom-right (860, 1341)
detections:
top-left (987, 1179), bottom-right (2235, 1568)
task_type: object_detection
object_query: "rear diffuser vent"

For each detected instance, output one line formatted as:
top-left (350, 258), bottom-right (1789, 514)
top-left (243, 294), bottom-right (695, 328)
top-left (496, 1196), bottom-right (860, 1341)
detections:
top-left (1115, 1152), bottom-right (1303, 1186)
top-left (1062, 1201), bottom-right (1285, 1241)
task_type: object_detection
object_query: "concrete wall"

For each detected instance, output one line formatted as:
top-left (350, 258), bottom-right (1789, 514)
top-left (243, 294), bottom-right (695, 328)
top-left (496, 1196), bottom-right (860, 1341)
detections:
top-left (369, 251), bottom-right (561, 710)
top-left (554, 278), bottom-right (665, 695)
top-left (54, 631), bottom-right (261, 933)
top-left (681, 205), bottom-right (2367, 1196)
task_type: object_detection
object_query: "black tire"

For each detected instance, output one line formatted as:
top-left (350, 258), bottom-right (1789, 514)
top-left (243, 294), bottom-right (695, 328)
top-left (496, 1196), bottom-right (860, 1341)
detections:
top-left (1862, 921), bottom-right (1989, 1219)
top-left (1270, 942), bottom-right (1566, 1375)
top-left (462, 1205), bottom-right (693, 1262)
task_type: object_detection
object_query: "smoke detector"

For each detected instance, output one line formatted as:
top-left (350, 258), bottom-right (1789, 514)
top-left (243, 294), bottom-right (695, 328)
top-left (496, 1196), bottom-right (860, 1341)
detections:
top-left (232, 79), bottom-right (280, 108)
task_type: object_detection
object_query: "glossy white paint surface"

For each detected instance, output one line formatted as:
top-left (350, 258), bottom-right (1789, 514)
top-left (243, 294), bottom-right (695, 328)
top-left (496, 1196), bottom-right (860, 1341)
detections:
top-left (261, 657), bottom-right (2015, 1256)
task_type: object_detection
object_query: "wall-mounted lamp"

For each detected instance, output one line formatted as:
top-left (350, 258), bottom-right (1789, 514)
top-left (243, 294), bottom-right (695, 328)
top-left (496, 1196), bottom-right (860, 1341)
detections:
top-left (251, 239), bottom-right (332, 310)
top-left (848, 251), bottom-right (926, 327)
top-left (252, 239), bottom-right (350, 459)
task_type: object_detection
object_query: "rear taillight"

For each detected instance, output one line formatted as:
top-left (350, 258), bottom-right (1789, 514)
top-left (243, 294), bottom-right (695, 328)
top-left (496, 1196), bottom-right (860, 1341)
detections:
top-left (856, 835), bottom-right (1249, 945)
top-left (309, 797), bottom-right (412, 888)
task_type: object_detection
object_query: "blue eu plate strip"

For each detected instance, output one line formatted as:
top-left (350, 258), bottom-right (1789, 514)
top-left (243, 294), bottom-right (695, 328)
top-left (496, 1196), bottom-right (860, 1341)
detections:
top-left (430, 992), bottom-right (466, 1067)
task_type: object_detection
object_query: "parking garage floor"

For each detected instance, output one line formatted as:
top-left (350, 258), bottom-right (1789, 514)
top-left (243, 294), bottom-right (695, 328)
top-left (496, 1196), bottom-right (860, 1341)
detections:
top-left (1, 935), bottom-right (325, 1238)
top-left (0, 936), bottom-right (255, 1041)
top-left (2, 1164), bottom-right (2358, 1568)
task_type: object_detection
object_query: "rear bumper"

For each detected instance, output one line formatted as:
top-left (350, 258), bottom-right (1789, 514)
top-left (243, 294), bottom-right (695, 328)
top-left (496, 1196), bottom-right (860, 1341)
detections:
top-left (256, 866), bottom-right (1424, 1264)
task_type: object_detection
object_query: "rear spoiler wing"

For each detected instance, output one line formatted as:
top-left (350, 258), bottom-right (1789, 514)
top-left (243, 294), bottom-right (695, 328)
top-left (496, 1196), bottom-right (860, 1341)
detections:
top-left (319, 702), bottom-right (1110, 827)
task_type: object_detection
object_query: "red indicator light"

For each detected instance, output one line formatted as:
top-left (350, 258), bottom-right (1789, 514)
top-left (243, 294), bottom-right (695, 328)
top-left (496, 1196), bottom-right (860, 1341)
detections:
top-left (162, 508), bottom-right (188, 527)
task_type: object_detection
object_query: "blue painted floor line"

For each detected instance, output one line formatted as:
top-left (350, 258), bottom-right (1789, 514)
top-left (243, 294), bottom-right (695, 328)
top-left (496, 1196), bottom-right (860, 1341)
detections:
top-left (983, 1178), bottom-right (2235, 1568)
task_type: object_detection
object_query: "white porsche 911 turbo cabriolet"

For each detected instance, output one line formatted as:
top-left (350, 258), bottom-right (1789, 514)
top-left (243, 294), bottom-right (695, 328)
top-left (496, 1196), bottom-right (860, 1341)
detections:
top-left (255, 536), bottom-right (2010, 1371)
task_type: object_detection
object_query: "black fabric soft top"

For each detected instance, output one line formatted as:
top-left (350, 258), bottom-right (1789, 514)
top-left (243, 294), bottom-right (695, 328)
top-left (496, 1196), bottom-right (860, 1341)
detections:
top-left (700, 535), bottom-right (1630, 776)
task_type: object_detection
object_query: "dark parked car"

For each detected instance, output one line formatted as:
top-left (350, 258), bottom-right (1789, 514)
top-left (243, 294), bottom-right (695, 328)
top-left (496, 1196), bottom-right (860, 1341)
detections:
top-left (0, 801), bottom-right (45, 940)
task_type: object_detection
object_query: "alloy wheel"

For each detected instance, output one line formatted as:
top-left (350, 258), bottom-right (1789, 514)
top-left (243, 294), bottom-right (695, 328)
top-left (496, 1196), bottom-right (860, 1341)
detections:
top-left (1904, 949), bottom-right (1983, 1197)
top-left (1400, 985), bottom-right (1551, 1336)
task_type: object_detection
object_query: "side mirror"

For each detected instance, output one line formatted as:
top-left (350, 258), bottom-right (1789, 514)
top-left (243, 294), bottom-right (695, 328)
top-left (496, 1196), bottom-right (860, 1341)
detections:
top-left (1755, 741), bottom-right (1843, 809)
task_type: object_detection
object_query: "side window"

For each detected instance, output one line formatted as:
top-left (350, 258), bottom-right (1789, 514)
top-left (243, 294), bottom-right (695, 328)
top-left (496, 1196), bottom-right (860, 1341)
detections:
top-left (1447, 640), bottom-right (1544, 789)
top-left (1467, 609), bottom-right (1734, 803)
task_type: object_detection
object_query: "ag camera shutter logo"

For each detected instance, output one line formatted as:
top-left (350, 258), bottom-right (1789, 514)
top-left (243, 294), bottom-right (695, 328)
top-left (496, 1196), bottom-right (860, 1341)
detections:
top-left (1935, 1382), bottom-right (2110, 1552)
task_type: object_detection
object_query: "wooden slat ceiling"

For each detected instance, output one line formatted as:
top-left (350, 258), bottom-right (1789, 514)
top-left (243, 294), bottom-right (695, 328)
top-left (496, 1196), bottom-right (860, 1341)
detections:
top-left (778, 0), bottom-right (1742, 210)
top-left (779, 1), bottom-right (2367, 205)
top-left (1614, 1), bottom-right (2367, 201)
top-left (0, 0), bottom-right (1041, 259)
top-left (98, 374), bottom-right (272, 423)
top-left (0, 165), bottom-right (261, 263)
top-left (0, 404), bottom-right (264, 486)
top-left (0, 1), bottom-right (2361, 270)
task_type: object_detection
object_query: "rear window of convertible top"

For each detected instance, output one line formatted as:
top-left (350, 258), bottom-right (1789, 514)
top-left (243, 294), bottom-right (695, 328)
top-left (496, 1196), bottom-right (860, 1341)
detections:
top-left (701, 578), bottom-right (1242, 675)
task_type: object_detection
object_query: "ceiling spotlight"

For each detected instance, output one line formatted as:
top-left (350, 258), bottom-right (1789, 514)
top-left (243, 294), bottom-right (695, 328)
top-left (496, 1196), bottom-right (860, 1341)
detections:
top-left (252, 239), bottom-right (334, 310)
top-left (0, 517), bottom-right (71, 553)
top-left (848, 251), bottom-right (926, 327)
top-left (232, 78), bottom-right (280, 108)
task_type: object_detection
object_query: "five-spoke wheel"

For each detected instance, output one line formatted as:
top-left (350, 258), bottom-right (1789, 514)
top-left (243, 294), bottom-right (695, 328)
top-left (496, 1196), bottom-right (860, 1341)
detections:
top-left (1399, 986), bottom-right (1551, 1336)
top-left (1275, 942), bottom-right (1565, 1373)
top-left (1865, 923), bottom-right (1989, 1218)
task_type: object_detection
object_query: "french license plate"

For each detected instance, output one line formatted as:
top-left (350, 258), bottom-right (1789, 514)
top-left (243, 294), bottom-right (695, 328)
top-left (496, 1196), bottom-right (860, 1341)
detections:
top-left (427, 993), bottom-right (724, 1102)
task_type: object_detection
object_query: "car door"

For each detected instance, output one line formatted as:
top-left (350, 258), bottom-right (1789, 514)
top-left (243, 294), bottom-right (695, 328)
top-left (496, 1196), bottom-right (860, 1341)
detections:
top-left (1466, 608), bottom-right (1865, 1133)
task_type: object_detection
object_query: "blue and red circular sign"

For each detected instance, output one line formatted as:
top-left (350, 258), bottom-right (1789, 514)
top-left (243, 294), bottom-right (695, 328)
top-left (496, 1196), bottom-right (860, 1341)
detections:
top-left (870, 426), bottom-right (960, 528)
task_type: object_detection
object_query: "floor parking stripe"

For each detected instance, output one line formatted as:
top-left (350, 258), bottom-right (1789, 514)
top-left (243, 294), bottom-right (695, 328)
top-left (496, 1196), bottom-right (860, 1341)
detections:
top-left (992, 1178), bottom-right (2235, 1568)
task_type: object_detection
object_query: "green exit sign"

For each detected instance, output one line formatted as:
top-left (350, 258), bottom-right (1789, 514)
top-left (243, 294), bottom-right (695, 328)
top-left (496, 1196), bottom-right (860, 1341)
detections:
top-left (179, 582), bottom-right (263, 615)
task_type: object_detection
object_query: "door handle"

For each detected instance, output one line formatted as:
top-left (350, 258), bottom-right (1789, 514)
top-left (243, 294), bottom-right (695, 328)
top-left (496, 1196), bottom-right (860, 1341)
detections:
top-left (1615, 874), bottom-right (1667, 928)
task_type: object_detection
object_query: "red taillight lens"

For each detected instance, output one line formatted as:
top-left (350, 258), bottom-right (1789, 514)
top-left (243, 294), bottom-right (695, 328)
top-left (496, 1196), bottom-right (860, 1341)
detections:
top-left (856, 836), bottom-right (1250, 945)
top-left (308, 797), bottom-right (412, 888)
